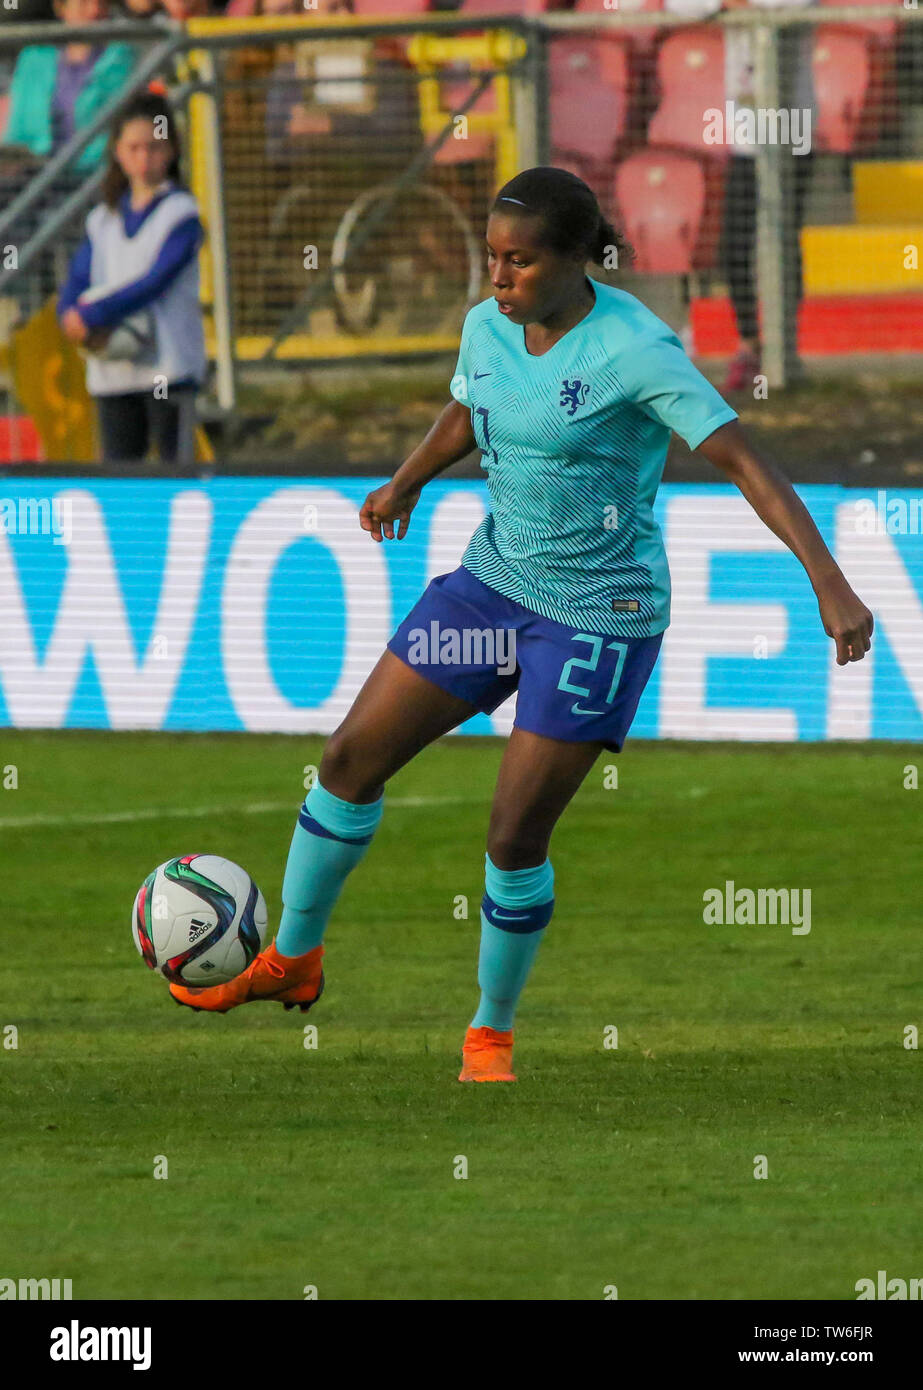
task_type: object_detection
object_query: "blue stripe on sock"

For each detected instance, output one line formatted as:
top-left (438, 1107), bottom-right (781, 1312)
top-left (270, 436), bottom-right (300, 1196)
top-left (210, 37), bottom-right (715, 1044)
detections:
top-left (481, 892), bottom-right (554, 934)
top-left (297, 805), bottom-right (374, 846)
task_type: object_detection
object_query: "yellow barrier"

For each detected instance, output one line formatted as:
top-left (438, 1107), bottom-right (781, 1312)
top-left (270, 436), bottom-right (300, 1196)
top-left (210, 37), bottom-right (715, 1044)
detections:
top-left (853, 161), bottom-right (923, 224)
top-left (801, 225), bottom-right (923, 295)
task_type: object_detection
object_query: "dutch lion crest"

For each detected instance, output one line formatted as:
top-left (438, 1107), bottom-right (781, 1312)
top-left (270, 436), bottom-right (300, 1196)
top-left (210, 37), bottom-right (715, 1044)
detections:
top-left (559, 378), bottom-right (591, 417)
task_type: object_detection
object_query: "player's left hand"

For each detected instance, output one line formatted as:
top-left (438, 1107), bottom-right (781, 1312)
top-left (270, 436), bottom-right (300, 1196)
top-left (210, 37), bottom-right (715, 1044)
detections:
top-left (359, 482), bottom-right (420, 542)
top-left (814, 571), bottom-right (874, 664)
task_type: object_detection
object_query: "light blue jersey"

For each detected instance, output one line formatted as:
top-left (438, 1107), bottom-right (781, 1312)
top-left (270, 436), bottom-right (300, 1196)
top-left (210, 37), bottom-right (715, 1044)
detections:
top-left (450, 278), bottom-right (738, 637)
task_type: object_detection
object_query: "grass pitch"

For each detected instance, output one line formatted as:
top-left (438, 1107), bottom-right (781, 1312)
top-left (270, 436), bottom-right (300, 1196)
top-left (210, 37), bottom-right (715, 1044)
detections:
top-left (0, 732), bottom-right (919, 1300)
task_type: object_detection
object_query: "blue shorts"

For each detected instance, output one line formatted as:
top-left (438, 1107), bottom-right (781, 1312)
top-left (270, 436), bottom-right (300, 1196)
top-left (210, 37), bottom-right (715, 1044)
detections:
top-left (387, 566), bottom-right (663, 752)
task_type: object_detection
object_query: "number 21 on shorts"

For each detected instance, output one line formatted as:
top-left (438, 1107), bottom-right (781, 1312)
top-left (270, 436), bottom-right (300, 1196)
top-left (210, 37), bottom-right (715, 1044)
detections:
top-left (557, 634), bottom-right (627, 716)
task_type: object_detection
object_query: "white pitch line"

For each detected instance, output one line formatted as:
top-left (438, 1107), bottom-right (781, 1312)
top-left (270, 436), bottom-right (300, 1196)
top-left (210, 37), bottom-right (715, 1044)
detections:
top-left (0, 795), bottom-right (486, 831)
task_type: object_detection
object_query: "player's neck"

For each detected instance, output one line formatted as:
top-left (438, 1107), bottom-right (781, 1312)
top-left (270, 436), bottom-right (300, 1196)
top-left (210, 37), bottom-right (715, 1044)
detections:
top-left (524, 278), bottom-right (595, 355)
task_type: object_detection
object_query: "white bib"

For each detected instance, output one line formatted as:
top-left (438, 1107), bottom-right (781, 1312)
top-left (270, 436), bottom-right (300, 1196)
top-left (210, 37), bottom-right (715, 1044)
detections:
top-left (84, 188), bottom-right (206, 396)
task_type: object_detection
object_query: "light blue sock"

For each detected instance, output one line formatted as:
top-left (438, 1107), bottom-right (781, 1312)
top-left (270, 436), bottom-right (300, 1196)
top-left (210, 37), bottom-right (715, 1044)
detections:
top-left (275, 780), bottom-right (383, 956)
top-left (470, 854), bottom-right (555, 1032)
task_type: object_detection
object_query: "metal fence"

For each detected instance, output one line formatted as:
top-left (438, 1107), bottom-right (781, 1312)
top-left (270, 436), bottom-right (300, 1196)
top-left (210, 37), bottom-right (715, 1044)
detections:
top-left (0, 5), bottom-right (921, 458)
top-left (189, 14), bottom-right (539, 374)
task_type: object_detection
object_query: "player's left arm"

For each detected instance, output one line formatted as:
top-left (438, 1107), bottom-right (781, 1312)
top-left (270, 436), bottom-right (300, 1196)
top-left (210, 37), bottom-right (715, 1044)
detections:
top-left (697, 419), bottom-right (873, 665)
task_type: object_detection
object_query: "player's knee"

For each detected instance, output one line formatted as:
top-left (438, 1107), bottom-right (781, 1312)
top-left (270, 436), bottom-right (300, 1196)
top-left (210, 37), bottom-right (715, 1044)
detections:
top-left (486, 828), bottom-right (549, 872)
top-left (319, 729), bottom-right (383, 803)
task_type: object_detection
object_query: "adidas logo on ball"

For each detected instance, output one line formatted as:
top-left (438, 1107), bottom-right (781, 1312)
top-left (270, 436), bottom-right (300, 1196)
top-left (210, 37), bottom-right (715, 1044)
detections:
top-left (188, 917), bottom-right (212, 944)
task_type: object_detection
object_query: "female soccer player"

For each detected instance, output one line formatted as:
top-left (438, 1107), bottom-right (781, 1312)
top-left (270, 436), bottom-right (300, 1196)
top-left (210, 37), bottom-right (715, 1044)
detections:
top-left (170, 166), bottom-right (873, 1083)
top-left (58, 94), bottom-right (205, 464)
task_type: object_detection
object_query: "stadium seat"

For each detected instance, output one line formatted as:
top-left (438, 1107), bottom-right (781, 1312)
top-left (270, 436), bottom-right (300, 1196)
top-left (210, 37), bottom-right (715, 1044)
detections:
top-left (817, 0), bottom-right (900, 152)
top-left (549, 36), bottom-right (631, 178)
top-left (812, 29), bottom-right (872, 154)
top-left (818, 0), bottom-right (898, 44)
top-left (647, 25), bottom-right (725, 156)
top-left (613, 150), bottom-right (716, 273)
top-left (609, 24), bottom-right (728, 274)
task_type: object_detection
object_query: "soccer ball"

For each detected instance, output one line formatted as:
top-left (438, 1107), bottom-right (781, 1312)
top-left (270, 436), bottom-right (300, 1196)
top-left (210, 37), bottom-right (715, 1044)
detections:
top-left (132, 854), bottom-right (268, 986)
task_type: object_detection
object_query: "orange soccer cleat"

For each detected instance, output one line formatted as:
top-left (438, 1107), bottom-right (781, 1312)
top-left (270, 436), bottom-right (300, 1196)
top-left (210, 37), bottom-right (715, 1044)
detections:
top-left (458, 1025), bottom-right (516, 1082)
top-left (170, 940), bottom-right (324, 1015)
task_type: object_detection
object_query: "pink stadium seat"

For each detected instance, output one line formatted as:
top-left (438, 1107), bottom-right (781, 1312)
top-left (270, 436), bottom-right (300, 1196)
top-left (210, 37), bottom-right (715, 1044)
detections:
top-left (647, 25), bottom-right (726, 156)
top-left (549, 36), bottom-right (631, 173)
top-left (612, 26), bottom-right (728, 275)
top-left (818, 0), bottom-right (897, 44)
top-left (614, 150), bottom-right (709, 273)
top-left (812, 27), bottom-right (874, 153)
top-left (813, 0), bottom-right (898, 153)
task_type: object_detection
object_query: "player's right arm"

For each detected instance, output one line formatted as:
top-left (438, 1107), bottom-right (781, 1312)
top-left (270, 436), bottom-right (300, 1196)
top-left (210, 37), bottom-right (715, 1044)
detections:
top-left (359, 398), bottom-right (476, 542)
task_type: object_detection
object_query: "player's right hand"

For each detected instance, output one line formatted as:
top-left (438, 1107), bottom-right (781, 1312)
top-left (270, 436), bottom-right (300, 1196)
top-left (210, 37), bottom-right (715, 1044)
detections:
top-left (359, 482), bottom-right (420, 542)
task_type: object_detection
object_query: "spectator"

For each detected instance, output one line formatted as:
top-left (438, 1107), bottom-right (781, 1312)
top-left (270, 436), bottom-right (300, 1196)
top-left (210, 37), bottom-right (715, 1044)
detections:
top-left (3, 0), bottom-right (136, 172)
top-left (664, 0), bottom-right (816, 390)
top-left (264, 0), bottom-right (416, 165)
top-left (120, 0), bottom-right (161, 15)
top-left (0, 3), bottom-right (54, 114)
top-left (58, 93), bottom-right (206, 463)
